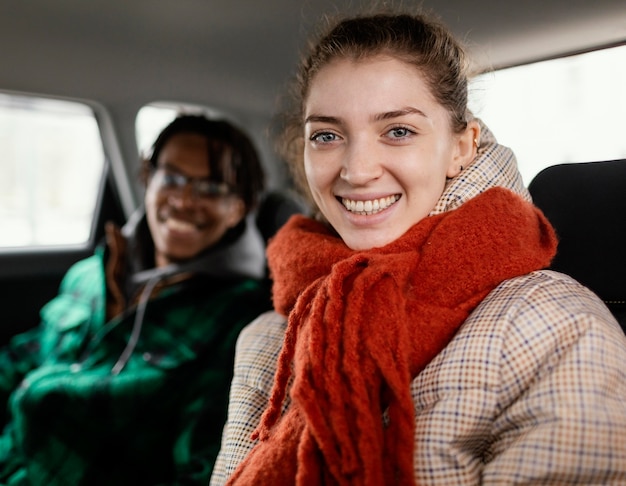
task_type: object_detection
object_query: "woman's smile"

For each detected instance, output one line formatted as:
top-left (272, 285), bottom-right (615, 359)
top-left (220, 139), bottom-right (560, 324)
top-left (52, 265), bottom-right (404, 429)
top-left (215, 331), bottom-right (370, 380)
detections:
top-left (339, 194), bottom-right (401, 215)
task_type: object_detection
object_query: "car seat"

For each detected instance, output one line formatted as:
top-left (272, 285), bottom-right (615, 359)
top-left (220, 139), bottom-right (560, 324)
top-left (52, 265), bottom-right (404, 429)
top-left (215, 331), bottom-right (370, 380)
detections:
top-left (255, 189), bottom-right (310, 245)
top-left (528, 159), bottom-right (626, 332)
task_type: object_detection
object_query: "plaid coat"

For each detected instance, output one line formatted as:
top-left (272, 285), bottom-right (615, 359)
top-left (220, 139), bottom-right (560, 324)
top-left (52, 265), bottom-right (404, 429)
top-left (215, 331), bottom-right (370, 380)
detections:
top-left (211, 272), bottom-right (626, 485)
top-left (211, 122), bottom-right (626, 484)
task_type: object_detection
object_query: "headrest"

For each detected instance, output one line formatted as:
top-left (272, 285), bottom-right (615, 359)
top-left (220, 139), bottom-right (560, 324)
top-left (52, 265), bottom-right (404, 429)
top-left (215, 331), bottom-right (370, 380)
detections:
top-left (255, 190), bottom-right (310, 245)
top-left (528, 159), bottom-right (626, 327)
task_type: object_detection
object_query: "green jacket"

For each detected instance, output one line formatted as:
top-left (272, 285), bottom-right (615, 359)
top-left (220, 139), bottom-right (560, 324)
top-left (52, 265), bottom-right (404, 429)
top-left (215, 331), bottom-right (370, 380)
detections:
top-left (0, 213), bottom-right (272, 485)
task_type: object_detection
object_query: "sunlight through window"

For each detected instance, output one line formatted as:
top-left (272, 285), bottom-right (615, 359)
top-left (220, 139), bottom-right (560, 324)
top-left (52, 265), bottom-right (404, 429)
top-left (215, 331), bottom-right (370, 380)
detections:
top-left (469, 44), bottom-right (626, 185)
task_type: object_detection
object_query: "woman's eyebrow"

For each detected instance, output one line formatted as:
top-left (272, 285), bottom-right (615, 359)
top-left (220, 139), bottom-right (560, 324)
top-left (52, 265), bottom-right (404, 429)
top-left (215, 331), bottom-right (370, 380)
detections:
top-left (374, 107), bottom-right (428, 121)
top-left (304, 107), bottom-right (427, 125)
top-left (304, 114), bottom-right (342, 124)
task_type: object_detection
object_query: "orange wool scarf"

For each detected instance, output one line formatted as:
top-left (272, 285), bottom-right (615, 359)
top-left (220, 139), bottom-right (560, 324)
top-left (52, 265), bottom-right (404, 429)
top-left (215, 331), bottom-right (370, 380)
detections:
top-left (227, 187), bottom-right (557, 486)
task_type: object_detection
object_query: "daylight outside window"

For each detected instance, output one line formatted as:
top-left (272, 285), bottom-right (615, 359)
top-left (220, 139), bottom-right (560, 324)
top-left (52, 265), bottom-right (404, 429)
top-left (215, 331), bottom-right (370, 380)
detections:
top-left (0, 93), bottom-right (104, 247)
top-left (135, 102), bottom-right (223, 158)
top-left (468, 44), bottom-right (626, 185)
top-left (139, 47), bottom-right (626, 190)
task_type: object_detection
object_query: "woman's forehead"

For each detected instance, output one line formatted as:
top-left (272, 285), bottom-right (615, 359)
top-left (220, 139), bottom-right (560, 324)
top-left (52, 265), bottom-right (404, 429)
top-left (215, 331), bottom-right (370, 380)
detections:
top-left (305, 57), bottom-right (439, 116)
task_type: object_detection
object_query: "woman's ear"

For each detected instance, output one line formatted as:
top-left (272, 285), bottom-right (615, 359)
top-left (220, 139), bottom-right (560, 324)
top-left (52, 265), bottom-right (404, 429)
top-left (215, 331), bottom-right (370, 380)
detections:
top-left (446, 120), bottom-right (481, 178)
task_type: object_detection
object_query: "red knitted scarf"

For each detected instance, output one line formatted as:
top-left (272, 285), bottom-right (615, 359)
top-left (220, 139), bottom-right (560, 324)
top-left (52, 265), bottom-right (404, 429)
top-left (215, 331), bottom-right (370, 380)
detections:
top-left (227, 187), bottom-right (557, 486)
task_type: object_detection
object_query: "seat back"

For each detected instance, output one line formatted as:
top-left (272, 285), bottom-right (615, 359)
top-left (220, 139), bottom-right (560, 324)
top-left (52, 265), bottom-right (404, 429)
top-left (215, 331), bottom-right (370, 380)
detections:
top-left (528, 159), bottom-right (626, 331)
top-left (255, 189), bottom-right (310, 245)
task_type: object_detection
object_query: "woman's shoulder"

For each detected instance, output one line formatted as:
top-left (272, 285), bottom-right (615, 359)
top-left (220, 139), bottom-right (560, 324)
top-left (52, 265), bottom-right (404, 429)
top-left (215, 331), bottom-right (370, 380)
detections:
top-left (475, 269), bottom-right (621, 335)
top-left (419, 269), bottom-right (626, 394)
top-left (456, 269), bottom-right (625, 355)
top-left (232, 310), bottom-right (287, 390)
top-left (412, 275), bottom-right (626, 483)
top-left (237, 310), bottom-right (288, 347)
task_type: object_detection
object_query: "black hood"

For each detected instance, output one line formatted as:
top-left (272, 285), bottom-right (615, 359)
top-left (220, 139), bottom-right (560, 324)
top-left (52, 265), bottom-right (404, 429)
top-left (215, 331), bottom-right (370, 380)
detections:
top-left (120, 206), bottom-right (267, 288)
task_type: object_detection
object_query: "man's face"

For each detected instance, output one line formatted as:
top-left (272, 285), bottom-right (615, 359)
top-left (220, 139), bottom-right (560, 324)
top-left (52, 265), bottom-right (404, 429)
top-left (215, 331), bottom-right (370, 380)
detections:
top-left (145, 133), bottom-right (245, 267)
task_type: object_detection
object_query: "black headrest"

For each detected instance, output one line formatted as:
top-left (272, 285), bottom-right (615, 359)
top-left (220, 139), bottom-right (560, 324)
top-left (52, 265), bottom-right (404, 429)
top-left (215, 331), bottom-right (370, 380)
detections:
top-left (528, 159), bottom-right (626, 327)
top-left (255, 190), bottom-right (309, 245)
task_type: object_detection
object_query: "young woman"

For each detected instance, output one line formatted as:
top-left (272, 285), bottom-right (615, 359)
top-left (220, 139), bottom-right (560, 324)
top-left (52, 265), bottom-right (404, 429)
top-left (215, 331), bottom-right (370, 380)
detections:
top-left (211, 11), bottom-right (626, 485)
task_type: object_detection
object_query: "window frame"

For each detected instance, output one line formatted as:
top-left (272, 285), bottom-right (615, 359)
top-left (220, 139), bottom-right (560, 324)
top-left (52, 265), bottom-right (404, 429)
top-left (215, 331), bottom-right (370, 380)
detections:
top-left (0, 89), bottom-right (135, 253)
top-left (0, 91), bottom-right (131, 343)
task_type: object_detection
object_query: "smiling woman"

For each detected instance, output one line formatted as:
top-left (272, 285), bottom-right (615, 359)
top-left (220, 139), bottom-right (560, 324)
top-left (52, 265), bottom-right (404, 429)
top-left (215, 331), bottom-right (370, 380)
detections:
top-left (303, 56), bottom-right (479, 250)
top-left (211, 10), bottom-right (626, 485)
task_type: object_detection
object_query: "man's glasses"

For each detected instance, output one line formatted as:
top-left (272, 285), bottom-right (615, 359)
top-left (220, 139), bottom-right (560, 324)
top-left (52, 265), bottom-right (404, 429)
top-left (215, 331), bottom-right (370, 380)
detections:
top-left (151, 167), bottom-right (231, 199)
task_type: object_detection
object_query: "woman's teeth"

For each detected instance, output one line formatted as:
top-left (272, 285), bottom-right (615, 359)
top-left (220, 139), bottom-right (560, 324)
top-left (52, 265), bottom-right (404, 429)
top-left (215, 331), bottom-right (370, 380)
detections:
top-left (341, 195), bottom-right (400, 215)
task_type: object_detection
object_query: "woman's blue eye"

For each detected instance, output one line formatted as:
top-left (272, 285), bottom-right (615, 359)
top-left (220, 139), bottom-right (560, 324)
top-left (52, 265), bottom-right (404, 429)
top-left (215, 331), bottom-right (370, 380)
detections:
top-left (312, 132), bottom-right (337, 143)
top-left (389, 127), bottom-right (412, 138)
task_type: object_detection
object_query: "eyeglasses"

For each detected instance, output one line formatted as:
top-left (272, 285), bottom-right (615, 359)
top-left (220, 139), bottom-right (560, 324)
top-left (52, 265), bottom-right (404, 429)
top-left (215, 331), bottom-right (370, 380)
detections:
top-left (151, 167), bottom-right (231, 199)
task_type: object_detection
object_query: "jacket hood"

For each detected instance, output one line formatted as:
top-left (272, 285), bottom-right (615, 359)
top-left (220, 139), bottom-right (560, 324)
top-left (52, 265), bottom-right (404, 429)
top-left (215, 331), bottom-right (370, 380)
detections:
top-left (120, 208), bottom-right (266, 287)
top-left (430, 118), bottom-right (530, 216)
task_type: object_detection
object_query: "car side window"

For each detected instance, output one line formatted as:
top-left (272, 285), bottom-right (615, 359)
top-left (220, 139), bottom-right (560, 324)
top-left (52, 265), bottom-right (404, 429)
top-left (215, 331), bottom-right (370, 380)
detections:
top-left (136, 102), bottom-right (223, 157)
top-left (0, 92), bottom-right (104, 247)
top-left (469, 44), bottom-right (626, 185)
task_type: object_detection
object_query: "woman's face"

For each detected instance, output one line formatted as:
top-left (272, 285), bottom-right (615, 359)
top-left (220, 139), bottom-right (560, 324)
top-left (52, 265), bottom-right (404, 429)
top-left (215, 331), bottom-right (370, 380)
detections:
top-left (145, 133), bottom-right (245, 267)
top-left (304, 56), bottom-right (467, 250)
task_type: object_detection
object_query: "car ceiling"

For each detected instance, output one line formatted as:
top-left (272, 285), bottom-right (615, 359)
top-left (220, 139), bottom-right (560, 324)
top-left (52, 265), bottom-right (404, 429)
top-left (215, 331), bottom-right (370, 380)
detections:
top-left (2, 0), bottom-right (626, 118)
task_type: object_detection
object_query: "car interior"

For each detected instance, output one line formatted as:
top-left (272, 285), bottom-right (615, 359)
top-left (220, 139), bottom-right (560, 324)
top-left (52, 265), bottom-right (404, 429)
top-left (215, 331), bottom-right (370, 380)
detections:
top-left (528, 159), bottom-right (626, 330)
top-left (1, 0), bottom-right (625, 344)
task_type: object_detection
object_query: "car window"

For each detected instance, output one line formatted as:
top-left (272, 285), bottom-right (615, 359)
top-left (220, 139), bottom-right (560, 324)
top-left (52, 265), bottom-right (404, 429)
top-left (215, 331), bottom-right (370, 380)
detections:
top-left (0, 92), bottom-right (104, 247)
top-left (469, 44), bottom-right (626, 185)
top-left (135, 102), bottom-right (223, 157)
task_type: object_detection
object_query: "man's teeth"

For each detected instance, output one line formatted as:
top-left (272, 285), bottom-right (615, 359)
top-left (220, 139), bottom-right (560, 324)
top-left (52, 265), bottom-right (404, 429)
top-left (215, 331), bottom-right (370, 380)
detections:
top-left (341, 195), bottom-right (400, 215)
top-left (166, 218), bottom-right (197, 231)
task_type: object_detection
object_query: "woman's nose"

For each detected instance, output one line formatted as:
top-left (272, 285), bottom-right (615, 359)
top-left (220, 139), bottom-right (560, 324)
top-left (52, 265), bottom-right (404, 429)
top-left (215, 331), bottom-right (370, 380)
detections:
top-left (340, 141), bottom-right (383, 185)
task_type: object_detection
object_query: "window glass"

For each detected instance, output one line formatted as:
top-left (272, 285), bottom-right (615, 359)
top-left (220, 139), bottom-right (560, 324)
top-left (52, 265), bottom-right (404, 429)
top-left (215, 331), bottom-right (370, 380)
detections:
top-left (135, 102), bottom-right (222, 158)
top-left (0, 93), bottom-right (104, 247)
top-left (469, 44), bottom-right (626, 185)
